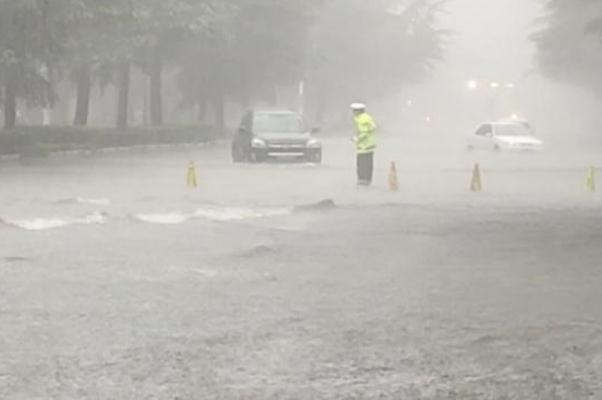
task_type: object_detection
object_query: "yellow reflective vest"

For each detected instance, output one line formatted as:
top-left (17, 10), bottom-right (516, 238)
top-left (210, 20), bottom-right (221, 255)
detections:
top-left (354, 112), bottom-right (377, 154)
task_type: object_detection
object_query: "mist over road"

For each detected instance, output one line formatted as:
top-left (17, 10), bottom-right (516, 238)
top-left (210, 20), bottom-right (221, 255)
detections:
top-left (1, 140), bottom-right (602, 398)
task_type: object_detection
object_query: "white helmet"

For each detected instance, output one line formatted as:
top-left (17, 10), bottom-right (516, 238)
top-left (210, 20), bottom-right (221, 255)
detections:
top-left (350, 102), bottom-right (366, 111)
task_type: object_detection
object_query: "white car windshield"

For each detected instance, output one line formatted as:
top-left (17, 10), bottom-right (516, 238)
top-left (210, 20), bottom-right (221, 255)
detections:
top-left (495, 123), bottom-right (534, 137)
top-left (254, 113), bottom-right (306, 134)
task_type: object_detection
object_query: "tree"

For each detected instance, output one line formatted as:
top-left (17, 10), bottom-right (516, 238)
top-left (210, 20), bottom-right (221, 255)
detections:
top-left (1, 0), bottom-right (449, 131)
top-left (533, 0), bottom-right (602, 99)
top-left (58, 0), bottom-right (139, 127)
top-left (0, 0), bottom-right (59, 128)
top-left (175, 0), bottom-right (315, 135)
top-left (306, 0), bottom-right (448, 122)
top-left (129, 0), bottom-right (227, 127)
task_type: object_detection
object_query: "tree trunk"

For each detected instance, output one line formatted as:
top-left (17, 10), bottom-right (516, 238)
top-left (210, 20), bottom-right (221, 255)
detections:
top-left (213, 93), bottom-right (225, 137)
top-left (116, 62), bottom-right (131, 129)
top-left (73, 65), bottom-right (91, 126)
top-left (197, 99), bottom-right (207, 123)
top-left (4, 82), bottom-right (17, 129)
top-left (142, 77), bottom-right (149, 126)
top-left (149, 52), bottom-right (163, 126)
top-left (40, 63), bottom-right (52, 126)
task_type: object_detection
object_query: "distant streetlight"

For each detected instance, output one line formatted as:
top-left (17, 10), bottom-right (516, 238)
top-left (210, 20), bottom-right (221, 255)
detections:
top-left (467, 80), bottom-right (515, 91)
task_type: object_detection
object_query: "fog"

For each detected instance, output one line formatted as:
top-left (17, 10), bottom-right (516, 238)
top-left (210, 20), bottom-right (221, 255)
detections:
top-left (381, 0), bottom-right (602, 149)
top-left (3, 0), bottom-right (601, 148)
top-left (2, 1), bottom-right (602, 398)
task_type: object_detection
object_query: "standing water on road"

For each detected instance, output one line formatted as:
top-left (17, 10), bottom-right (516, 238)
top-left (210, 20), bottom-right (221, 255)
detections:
top-left (2, 0), bottom-right (602, 398)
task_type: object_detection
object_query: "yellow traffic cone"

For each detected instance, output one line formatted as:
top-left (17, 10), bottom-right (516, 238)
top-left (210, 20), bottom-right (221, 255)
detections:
top-left (587, 166), bottom-right (596, 192)
top-left (187, 161), bottom-right (198, 189)
top-left (389, 162), bottom-right (399, 192)
top-left (470, 163), bottom-right (482, 192)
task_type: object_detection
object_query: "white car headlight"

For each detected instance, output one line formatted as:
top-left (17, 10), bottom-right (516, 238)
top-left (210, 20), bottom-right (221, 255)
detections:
top-left (307, 138), bottom-right (321, 148)
top-left (251, 138), bottom-right (267, 148)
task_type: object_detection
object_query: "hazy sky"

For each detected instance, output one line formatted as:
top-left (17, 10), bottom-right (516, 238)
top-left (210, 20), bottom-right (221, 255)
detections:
top-left (388, 0), bottom-right (549, 132)
top-left (443, 0), bottom-right (544, 82)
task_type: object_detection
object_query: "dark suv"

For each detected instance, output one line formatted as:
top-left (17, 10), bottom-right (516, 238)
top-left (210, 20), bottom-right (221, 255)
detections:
top-left (231, 109), bottom-right (322, 163)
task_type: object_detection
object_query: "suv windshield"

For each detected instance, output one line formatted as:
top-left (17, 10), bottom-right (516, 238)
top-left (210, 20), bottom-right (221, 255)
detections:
top-left (254, 113), bottom-right (306, 133)
top-left (495, 123), bottom-right (534, 137)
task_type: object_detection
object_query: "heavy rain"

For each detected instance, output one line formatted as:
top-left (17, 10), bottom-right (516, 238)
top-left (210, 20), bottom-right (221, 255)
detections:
top-left (1, 0), bottom-right (602, 398)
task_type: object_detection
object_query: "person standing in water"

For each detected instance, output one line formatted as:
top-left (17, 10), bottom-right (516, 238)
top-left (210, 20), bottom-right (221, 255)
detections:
top-left (350, 102), bottom-right (377, 186)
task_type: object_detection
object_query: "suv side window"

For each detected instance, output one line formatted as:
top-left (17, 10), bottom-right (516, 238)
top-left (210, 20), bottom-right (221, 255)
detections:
top-left (475, 124), bottom-right (493, 136)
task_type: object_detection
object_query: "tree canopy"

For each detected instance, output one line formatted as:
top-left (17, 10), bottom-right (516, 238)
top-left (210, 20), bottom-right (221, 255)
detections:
top-left (0, 0), bottom-right (448, 129)
top-left (533, 0), bottom-right (602, 98)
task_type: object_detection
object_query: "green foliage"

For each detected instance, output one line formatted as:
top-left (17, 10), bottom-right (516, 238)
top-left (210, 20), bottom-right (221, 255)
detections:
top-left (176, 0), bottom-right (315, 107)
top-left (0, 0), bottom-right (449, 126)
top-left (534, 0), bottom-right (602, 98)
top-left (308, 0), bottom-right (449, 104)
top-left (0, 0), bottom-right (59, 107)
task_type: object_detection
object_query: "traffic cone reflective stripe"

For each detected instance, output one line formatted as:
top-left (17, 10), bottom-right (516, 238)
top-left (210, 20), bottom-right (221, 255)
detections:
top-left (389, 162), bottom-right (399, 192)
top-left (470, 163), bottom-right (482, 192)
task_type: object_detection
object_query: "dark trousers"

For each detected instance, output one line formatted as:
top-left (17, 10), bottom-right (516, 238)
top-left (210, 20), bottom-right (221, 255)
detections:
top-left (357, 152), bottom-right (374, 185)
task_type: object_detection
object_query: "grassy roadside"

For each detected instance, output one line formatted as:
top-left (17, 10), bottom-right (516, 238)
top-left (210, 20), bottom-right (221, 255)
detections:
top-left (0, 126), bottom-right (215, 158)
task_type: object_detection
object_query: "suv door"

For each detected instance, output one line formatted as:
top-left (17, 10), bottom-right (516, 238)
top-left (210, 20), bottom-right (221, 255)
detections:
top-left (474, 124), bottom-right (493, 149)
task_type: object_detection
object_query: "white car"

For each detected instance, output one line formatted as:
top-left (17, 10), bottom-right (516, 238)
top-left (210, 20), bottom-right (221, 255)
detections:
top-left (467, 121), bottom-right (544, 152)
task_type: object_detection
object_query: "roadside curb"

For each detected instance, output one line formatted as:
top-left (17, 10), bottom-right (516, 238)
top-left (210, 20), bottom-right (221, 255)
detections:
top-left (0, 141), bottom-right (215, 163)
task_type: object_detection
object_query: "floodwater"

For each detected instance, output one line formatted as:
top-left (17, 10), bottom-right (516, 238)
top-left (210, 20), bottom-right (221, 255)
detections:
top-left (1, 138), bottom-right (602, 399)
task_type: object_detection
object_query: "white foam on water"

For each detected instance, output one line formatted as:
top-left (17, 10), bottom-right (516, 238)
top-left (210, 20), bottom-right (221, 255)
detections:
top-left (9, 218), bottom-right (71, 231)
top-left (56, 197), bottom-right (111, 206)
top-left (2, 205), bottom-right (292, 230)
top-left (133, 206), bottom-right (291, 225)
top-left (4, 211), bottom-right (108, 231)
top-left (132, 212), bottom-right (191, 225)
top-left (80, 211), bottom-right (108, 224)
top-left (192, 206), bottom-right (291, 221)
top-left (75, 197), bottom-right (111, 206)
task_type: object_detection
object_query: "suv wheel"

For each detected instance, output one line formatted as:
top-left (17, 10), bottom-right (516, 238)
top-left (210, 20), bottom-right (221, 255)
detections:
top-left (307, 151), bottom-right (322, 164)
top-left (251, 150), bottom-right (267, 163)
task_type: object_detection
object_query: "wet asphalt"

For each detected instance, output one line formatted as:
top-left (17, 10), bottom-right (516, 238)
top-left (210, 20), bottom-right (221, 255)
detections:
top-left (1, 138), bottom-right (602, 399)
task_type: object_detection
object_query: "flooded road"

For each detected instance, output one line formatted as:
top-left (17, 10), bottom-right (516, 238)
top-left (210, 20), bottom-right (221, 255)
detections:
top-left (1, 138), bottom-right (602, 398)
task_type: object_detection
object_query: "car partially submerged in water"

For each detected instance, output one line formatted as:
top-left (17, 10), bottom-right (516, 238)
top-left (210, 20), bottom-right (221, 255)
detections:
top-left (467, 121), bottom-right (544, 152)
top-left (231, 108), bottom-right (322, 163)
